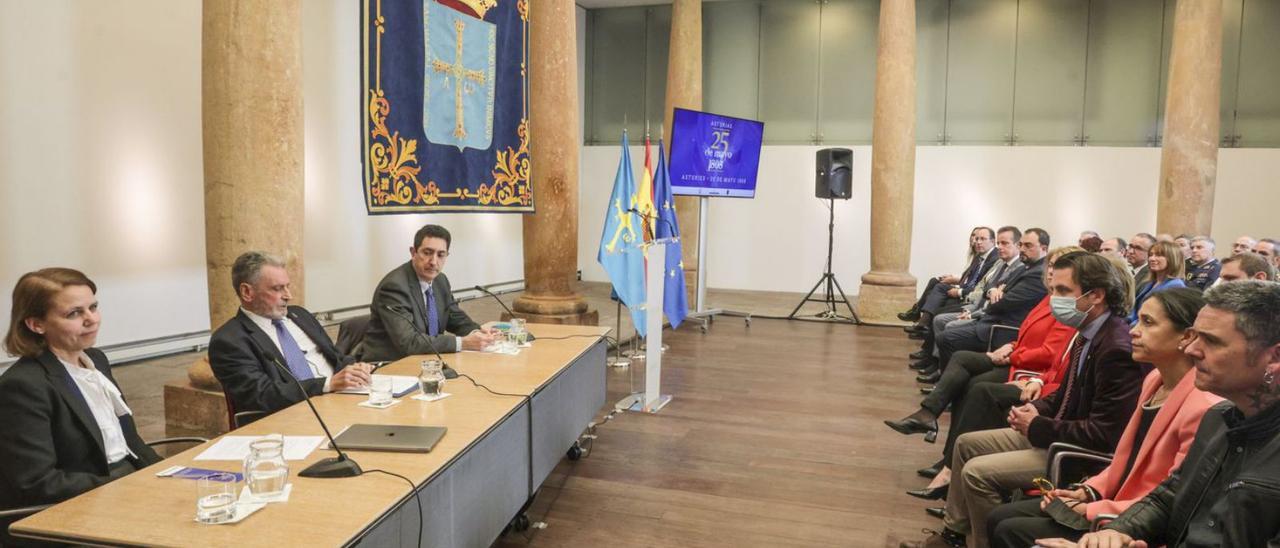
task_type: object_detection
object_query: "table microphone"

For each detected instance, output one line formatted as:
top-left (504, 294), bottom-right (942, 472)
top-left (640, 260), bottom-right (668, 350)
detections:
top-left (382, 304), bottom-right (459, 379)
top-left (472, 285), bottom-right (536, 341)
top-left (267, 358), bottom-right (363, 478)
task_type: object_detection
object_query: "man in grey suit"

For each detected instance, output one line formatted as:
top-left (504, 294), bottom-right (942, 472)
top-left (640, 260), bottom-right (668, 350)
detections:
top-left (360, 225), bottom-right (497, 362)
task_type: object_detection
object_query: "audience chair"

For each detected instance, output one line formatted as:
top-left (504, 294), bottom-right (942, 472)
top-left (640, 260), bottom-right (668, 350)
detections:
top-left (1047, 442), bottom-right (1114, 487)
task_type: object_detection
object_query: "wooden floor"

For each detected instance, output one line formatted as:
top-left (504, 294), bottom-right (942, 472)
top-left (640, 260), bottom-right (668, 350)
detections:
top-left (496, 317), bottom-right (943, 548)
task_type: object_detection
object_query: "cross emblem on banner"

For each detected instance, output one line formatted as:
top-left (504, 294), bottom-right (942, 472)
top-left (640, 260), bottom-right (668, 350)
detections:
top-left (431, 19), bottom-right (487, 140)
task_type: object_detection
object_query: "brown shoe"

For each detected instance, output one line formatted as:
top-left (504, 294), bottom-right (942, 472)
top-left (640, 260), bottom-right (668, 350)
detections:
top-left (898, 528), bottom-right (965, 548)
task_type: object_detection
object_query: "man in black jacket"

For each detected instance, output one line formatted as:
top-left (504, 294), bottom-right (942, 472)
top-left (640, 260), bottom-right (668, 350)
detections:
top-left (1039, 280), bottom-right (1280, 548)
top-left (209, 252), bottom-right (373, 416)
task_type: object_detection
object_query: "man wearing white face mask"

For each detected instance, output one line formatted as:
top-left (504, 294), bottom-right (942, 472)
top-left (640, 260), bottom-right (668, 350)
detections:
top-left (903, 252), bottom-right (1145, 548)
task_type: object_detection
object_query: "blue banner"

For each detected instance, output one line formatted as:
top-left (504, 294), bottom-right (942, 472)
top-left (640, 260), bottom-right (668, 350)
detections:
top-left (362, 0), bottom-right (532, 213)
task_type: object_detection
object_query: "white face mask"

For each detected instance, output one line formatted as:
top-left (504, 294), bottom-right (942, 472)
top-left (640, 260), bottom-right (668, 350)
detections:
top-left (1050, 292), bottom-right (1095, 328)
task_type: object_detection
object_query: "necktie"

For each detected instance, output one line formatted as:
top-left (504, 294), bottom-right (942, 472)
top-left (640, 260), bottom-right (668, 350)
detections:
top-left (425, 287), bottom-right (440, 337)
top-left (272, 319), bottom-right (314, 381)
top-left (1054, 335), bottom-right (1088, 419)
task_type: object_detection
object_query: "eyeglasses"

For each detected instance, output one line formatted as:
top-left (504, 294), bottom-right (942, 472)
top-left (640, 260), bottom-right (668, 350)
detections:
top-left (1127, 245), bottom-right (1148, 252)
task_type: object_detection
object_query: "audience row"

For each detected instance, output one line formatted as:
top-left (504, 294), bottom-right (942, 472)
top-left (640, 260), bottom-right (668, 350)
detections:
top-left (893, 227), bottom-right (1280, 548)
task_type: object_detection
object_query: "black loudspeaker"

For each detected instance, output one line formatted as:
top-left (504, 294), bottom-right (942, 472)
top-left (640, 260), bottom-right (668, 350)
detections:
top-left (815, 148), bottom-right (853, 200)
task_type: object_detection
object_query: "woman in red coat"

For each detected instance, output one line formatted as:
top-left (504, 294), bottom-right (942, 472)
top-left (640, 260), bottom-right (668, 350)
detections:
top-left (986, 287), bottom-right (1220, 547)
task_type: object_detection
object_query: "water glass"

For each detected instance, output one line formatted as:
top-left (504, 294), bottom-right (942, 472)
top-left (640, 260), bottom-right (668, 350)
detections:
top-left (244, 434), bottom-right (289, 497)
top-left (419, 359), bottom-right (445, 397)
top-left (196, 473), bottom-right (238, 524)
top-left (511, 318), bottom-right (528, 345)
top-left (368, 374), bottom-right (393, 405)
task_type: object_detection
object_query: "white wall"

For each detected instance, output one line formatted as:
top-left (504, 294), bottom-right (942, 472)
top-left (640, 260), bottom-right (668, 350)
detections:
top-left (577, 145), bottom-right (1280, 296)
top-left (1, 0), bottom-right (524, 356)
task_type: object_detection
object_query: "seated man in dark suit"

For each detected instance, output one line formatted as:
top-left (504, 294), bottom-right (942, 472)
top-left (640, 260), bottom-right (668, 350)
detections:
top-left (360, 224), bottom-right (497, 362)
top-left (209, 252), bottom-right (373, 416)
top-left (1185, 236), bottom-right (1221, 290)
top-left (900, 226), bottom-right (999, 326)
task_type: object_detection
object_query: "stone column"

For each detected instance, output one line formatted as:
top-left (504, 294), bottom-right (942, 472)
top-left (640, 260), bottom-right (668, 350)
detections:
top-left (662, 0), bottom-right (702, 306)
top-left (1156, 0), bottom-right (1221, 236)
top-left (171, 0), bottom-right (305, 438)
top-left (856, 0), bottom-right (917, 325)
top-left (512, 0), bottom-right (598, 325)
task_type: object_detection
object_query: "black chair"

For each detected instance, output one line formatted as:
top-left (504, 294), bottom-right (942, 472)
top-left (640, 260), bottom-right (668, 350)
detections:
top-left (335, 314), bottom-right (371, 357)
top-left (1047, 441), bottom-right (1114, 487)
top-left (223, 391), bottom-right (266, 430)
top-left (0, 436), bottom-right (209, 521)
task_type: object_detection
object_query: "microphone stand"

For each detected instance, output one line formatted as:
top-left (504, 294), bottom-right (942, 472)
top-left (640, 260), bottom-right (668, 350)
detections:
top-left (382, 305), bottom-right (459, 379)
top-left (268, 358), bottom-right (363, 478)
top-left (473, 285), bottom-right (536, 341)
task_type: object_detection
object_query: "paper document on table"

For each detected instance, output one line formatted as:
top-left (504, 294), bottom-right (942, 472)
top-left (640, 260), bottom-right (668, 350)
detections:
top-left (337, 375), bottom-right (419, 397)
top-left (193, 436), bottom-right (325, 461)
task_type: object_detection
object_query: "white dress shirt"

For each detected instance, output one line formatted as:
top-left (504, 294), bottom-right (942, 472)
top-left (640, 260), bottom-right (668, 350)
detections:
top-left (241, 308), bottom-right (337, 391)
top-left (60, 355), bottom-right (136, 465)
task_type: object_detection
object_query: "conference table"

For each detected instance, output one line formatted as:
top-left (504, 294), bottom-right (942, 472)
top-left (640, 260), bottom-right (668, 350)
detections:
top-left (12, 323), bottom-right (610, 547)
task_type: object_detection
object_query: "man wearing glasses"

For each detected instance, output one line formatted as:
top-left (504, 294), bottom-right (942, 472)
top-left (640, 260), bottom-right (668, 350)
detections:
top-left (1127, 233), bottom-right (1156, 289)
top-left (361, 224), bottom-right (497, 361)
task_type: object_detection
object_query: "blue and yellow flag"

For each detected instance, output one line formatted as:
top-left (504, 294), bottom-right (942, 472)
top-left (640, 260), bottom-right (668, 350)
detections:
top-left (654, 140), bottom-right (689, 329)
top-left (598, 133), bottom-right (648, 334)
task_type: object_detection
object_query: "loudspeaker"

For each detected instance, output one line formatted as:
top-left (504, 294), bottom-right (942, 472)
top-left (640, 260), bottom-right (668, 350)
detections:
top-left (815, 148), bottom-right (853, 200)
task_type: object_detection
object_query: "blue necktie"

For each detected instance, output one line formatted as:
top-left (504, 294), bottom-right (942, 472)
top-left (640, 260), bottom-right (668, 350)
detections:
top-left (425, 287), bottom-right (440, 337)
top-left (272, 319), bottom-right (314, 381)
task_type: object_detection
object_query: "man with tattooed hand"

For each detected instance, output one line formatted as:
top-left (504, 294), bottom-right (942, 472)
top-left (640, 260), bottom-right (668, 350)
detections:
top-left (1037, 280), bottom-right (1280, 548)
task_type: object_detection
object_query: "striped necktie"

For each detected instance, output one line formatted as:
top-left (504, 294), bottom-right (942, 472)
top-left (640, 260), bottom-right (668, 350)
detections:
top-left (1054, 335), bottom-right (1088, 419)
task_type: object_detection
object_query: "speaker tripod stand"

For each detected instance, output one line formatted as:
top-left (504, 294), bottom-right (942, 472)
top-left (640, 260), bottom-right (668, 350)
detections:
top-left (788, 198), bottom-right (860, 324)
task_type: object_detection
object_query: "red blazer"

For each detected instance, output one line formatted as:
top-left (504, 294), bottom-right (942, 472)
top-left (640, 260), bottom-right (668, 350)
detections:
top-left (1081, 369), bottom-right (1223, 519)
top-left (1004, 297), bottom-right (1076, 390)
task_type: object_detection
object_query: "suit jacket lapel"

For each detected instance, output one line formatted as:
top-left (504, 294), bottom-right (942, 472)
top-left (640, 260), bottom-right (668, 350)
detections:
top-left (1129, 371), bottom-right (1196, 472)
top-left (402, 262), bottom-right (429, 330)
top-left (288, 308), bottom-right (342, 370)
top-left (237, 311), bottom-right (287, 369)
top-left (38, 351), bottom-right (107, 460)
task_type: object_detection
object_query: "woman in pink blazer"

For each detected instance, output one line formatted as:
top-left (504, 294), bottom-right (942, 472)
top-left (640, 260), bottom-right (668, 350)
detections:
top-left (985, 287), bottom-right (1222, 547)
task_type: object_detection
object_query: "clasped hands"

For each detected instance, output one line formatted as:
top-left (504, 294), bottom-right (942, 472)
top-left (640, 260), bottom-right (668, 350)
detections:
top-left (1007, 402), bottom-right (1039, 435)
top-left (461, 327), bottom-right (502, 351)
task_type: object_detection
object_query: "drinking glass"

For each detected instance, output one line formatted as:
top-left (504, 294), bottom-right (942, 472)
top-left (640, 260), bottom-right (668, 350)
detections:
top-left (196, 472), bottom-right (238, 524)
top-left (368, 375), bottom-right (393, 405)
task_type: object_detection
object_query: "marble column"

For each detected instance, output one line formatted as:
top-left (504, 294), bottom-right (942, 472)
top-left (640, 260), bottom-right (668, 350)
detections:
top-left (198, 0), bottom-right (305, 381)
top-left (855, 0), bottom-right (917, 325)
top-left (169, 0), bottom-right (305, 438)
top-left (1156, 0), bottom-right (1221, 236)
top-left (662, 0), bottom-right (702, 306)
top-left (512, 0), bottom-right (597, 325)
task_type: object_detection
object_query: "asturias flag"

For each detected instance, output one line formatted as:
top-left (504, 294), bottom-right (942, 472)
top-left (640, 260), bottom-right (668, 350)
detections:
top-left (597, 132), bottom-right (648, 334)
top-left (654, 139), bottom-right (689, 329)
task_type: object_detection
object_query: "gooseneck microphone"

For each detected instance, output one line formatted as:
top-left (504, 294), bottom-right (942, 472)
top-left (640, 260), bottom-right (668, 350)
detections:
top-left (267, 358), bottom-right (363, 478)
top-left (472, 285), bottom-right (536, 341)
top-left (382, 304), bottom-right (459, 379)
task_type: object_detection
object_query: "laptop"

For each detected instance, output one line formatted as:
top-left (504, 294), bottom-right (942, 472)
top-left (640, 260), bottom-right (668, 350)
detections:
top-left (330, 424), bottom-right (447, 453)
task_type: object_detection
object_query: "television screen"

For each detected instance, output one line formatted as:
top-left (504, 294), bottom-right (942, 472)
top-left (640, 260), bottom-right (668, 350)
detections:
top-left (668, 108), bottom-right (764, 198)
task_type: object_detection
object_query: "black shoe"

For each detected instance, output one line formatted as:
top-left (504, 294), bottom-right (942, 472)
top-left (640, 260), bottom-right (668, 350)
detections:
top-left (906, 483), bottom-right (949, 501)
top-left (904, 324), bottom-right (927, 335)
top-left (917, 459), bottom-right (944, 479)
top-left (910, 358), bottom-right (937, 371)
top-left (925, 507), bottom-right (946, 519)
top-left (919, 386), bottom-right (934, 395)
top-left (916, 370), bottom-right (941, 384)
top-left (899, 527), bottom-right (965, 548)
top-left (909, 349), bottom-right (929, 360)
top-left (907, 331), bottom-right (927, 341)
top-left (898, 310), bottom-right (921, 322)
top-left (884, 416), bottom-right (939, 437)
